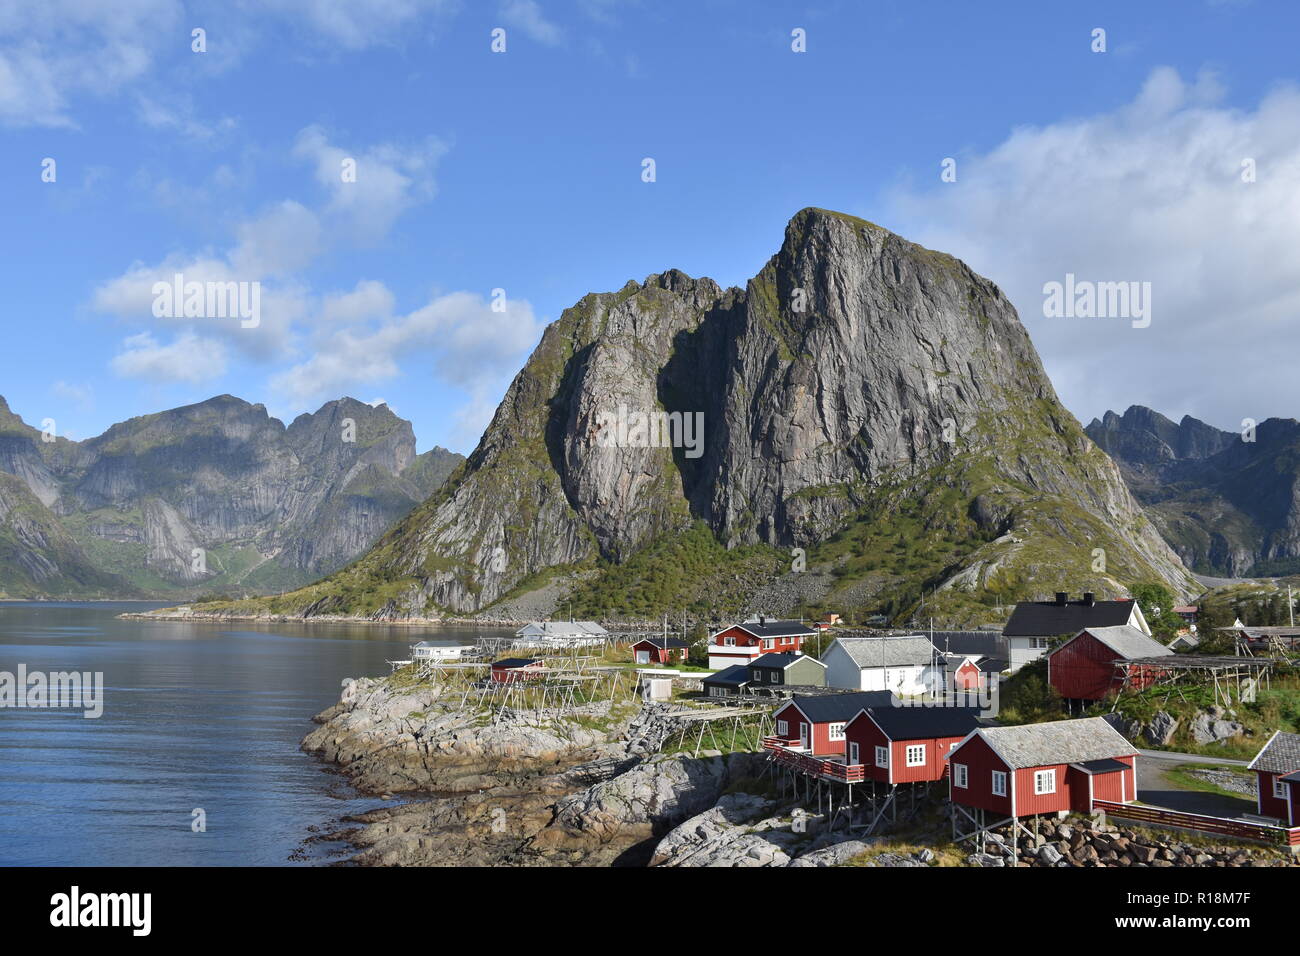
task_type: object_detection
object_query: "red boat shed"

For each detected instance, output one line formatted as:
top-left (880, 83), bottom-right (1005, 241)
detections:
top-left (1047, 625), bottom-right (1173, 704)
top-left (1247, 730), bottom-right (1300, 825)
top-left (630, 637), bottom-right (690, 665)
top-left (770, 691), bottom-right (896, 755)
top-left (948, 717), bottom-right (1138, 818)
top-left (490, 657), bottom-right (544, 683)
top-left (844, 706), bottom-right (987, 784)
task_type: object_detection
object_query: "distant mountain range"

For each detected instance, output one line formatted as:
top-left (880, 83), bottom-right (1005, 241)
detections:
top-left (1086, 405), bottom-right (1300, 577)
top-left (207, 207), bottom-right (1195, 625)
top-left (0, 395), bottom-right (462, 599)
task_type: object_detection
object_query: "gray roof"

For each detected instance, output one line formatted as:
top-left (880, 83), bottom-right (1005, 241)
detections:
top-left (1004, 599), bottom-right (1136, 637)
top-left (970, 718), bottom-right (1137, 769)
top-left (1248, 731), bottom-right (1300, 774)
top-left (1067, 625), bottom-right (1172, 660)
top-left (829, 635), bottom-right (937, 668)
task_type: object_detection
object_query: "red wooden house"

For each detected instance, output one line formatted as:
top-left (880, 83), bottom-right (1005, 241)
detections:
top-left (769, 691), bottom-right (896, 755)
top-left (630, 637), bottom-right (690, 665)
top-left (844, 706), bottom-right (987, 784)
top-left (707, 618), bottom-right (816, 669)
top-left (1047, 625), bottom-right (1173, 704)
top-left (490, 657), bottom-right (544, 683)
top-left (1247, 730), bottom-right (1300, 825)
top-left (947, 717), bottom-right (1138, 818)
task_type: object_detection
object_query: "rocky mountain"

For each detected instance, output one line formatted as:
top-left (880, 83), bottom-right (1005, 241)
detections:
top-left (217, 208), bottom-right (1194, 624)
top-left (0, 395), bottom-right (462, 598)
top-left (1086, 405), bottom-right (1300, 576)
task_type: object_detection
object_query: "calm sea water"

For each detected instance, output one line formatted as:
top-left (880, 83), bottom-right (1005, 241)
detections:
top-left (0, 601), bottom-right (505, 866)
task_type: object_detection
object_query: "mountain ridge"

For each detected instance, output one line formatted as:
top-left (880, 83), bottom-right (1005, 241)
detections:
top-left (0, 394), bottom-right (463, 598)
top-left (199, 207), bottom-right (1195, 625)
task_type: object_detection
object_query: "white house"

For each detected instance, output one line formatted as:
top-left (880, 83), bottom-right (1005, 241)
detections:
top-left (821, 635), bottom-right (939, 696)
top-left (515, 620), bottom-right (609, 648)
top-left (411, 641), bottom-right (476, 661)
top-left (1002, 592), bottom-right (1149, 673)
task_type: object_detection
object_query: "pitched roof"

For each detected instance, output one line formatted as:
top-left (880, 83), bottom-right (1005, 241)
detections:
top-left (859, 706), bottom-right (987, 741)
top-left (633, 636), bottom-right (690, 650)
top-left (1003, 599), bottom-right (1137, 637)
top-left (730, 619), bottom-right (817, 639)
top-left (702, 664), bottom-right (750, 686)
top-left (750, 652), bottom-right (826, 671)
top-left (787, 691), bottom-right (897, 723)
top-left (829, 635), bottom-right (937, 668)
top-left (493, 657), bottom-right (542, 668)
top-left (967, 717), bottom-right (1136, 769)
top-left (1248, 730), bottom-right (1300, 774)
top-left (1066, 625), bottom-right (1173, 660)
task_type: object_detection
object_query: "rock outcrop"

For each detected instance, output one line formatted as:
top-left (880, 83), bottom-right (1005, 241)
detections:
top-left (243, 208), bottom-right (1195, 622)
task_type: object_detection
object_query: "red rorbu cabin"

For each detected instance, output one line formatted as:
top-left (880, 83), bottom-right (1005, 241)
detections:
top-left (490, 657), bottom-right (544, 683)
top-left (1047, 625), bottom-right (1173, 705)
top-left (1247, 730), bottom-right (1300, 825)
top-left (769, 691), bottom-right (896, 755)
top-left (844, 706), bottom-right (987, 784)
top-left (947, 717), bottom-right (1138, 818)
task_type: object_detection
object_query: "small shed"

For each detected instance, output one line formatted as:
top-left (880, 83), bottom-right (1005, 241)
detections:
top-left (631, 636), bottom-right (691, 665)
top-left (412, 641), bottom-right (475, 661)
top-left (490, 657), bottom-right (544, 683)
top-left (702, 664), bottom-right (751, 699)
top-left (1047, 625), bottom-right (1173, 703)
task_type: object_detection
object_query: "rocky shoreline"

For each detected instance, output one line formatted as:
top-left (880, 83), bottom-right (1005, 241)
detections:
top-left (300, 675), bottom-right (1300, 868)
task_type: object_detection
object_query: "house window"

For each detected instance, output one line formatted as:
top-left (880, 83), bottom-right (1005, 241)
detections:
top-left (875, 746), bottom-right (889, 768)
top-left (828, 723), bottom-right (846, 742)
top-left (724, 636), bottom-right (736, 646)
top-left (849, 742), bottom-right (860, 766)
top-left (710, 686), bottom-right (723, 697)
top-left (1030, 638), bottom-right (1049, 650)
top-left (906, 745), bottom-right (926, 767)
top-left (1034, 770), bottom-right (1056, 795)
top-left (1274, 777), bottom-right (1288, 799)
top-left (776, 719), bottom-right (788, 737)
top-left (954, 763), bottom-right (968, 788)
top-left (762, 639), bottom-right (773, 649)
top-left (991, 771), bottom-right (1007, 796)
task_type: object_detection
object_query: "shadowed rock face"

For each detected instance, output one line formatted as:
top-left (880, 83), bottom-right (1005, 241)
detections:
top-left (292, 208), bottom-right (1191, 616)
top-left (0, 394), bottom-right (462, 597)
top-left (1087, 405), bottom-right (1300, 576)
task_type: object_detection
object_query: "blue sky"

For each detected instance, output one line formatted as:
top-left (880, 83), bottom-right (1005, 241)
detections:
top-left (3, 0), bottom-right (1299, 452)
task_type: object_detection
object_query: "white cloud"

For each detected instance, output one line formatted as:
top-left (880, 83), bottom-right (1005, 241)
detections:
top-left (110, 332), bottom-right (228, 384)
top-left (271, 290), bottom-right (544, 411)
top-left (321, 280), bottom-right (396, 324)
top-left (500, 0), bottom-right (563, 46)
top-left (887, 67), bottom-right (1300, 429)
top-left (52, 380), bottom-right (94, 409)
top-left (294, 125), bottom-right (446, 242)
top-left (247, 0), bottom-right (457, 50)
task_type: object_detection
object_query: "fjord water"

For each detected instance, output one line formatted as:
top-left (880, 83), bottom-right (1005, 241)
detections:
top-left (0, 602), bottom-right (497, 866)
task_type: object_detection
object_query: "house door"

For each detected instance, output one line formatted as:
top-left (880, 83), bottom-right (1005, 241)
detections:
top-left (635, 651), bottom-right (649, 664)
top-left (799, 722), bottom-right (810, 750)
top-left (849, 742), bottom-right (860, 766)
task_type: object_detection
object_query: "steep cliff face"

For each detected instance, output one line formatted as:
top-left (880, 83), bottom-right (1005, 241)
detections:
top-left (245, 208), bottom-right (1193, 621)
top-left (1087, 406), bottom-right (1300, 576)
top-left (0, 395), bottom-right (463, 598)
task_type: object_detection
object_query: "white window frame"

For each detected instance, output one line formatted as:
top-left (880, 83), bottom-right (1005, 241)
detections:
top-left (762, 638), bottom-right (774, 650)
top-left (776, 719), bottom-right (788, 737)
top-left (828, 722), bottom-right (846, 742)
top-left (1034, 769), bottom-right (1056, 795)
top-left (991, 770), bottom-right (1007, 796)
top-left (906, 744), bottom-right (926, 767)
top-left (1274, 777), bottom-right (1288, 799)
top-left (875, 745), bottom-right (889, 768)
top-left (849, 742), bottom-right (860, 765)
top-left (954, 763), bottom-right (968, 789)
top-left (723, 636), bottom-right (736, 646)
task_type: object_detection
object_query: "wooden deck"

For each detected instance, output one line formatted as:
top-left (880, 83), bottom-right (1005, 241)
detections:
top-left (762, 736), bottom-right (864, 783)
